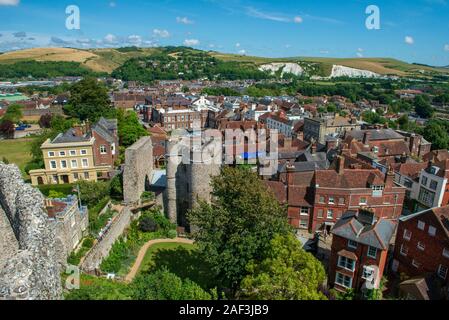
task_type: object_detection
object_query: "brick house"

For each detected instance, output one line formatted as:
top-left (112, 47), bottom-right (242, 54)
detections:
top-left (266, 156), bottom-right (406, 233)
top-left (392, 206), bottom-right (449, 289)
top-left (329, 209), bottom-right (396, 293)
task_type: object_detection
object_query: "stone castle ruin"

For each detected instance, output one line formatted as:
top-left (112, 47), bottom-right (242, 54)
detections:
top-left (0, 163), bottom-right (64, 300)
top-left (166, 131), bottom-right (222, 228)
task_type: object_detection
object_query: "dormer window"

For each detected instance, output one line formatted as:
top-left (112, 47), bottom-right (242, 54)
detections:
top-left (372, 185), bottom-right (384, 197)
top-left (429, 166), bottom-right (439, 175)
top-left (373, 146), bottom-right (379, 154)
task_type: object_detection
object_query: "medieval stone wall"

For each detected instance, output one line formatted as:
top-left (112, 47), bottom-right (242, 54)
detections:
top-left (0, 163), bottom-right (63, 300)
top-left (123, 136), bottom-right (154, 205)
top-left (81, 207), bottom-right (132, 273)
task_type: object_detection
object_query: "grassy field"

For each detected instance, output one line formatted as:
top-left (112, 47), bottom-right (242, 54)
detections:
top-left (138, 242), bottom-right (216, 290)
top-left (0, 137), bottom-right (35, 174)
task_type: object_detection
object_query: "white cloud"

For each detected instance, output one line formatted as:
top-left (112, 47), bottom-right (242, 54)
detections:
top-left (152, 29), bottom-right (170, 38)
top-left (357, 48), bottom-right (364, 52)
top-left (294, 16), bottom-right (303, 24)
top-left (104, 34), bottom-right (117, 43)
top-left (183, 39), bottom-right (199, 46)
top-left (235, 43), bottom-right (241, 48)
top-left (0, 0), bottom-right (20, 6)
top-left (356, 52), bottom-right (363, 58)
top-left (238, 49), bottom-right (246, 55)
top-left (444, 44), bottom-right (449, 51)
top-left (246, 7), bottom-right (290, 23)
top-left (405, 36), bottom-right (414, 45)
top-left (128, 35), bottom-right (142, 45)
top-left (177, 17), bottom-right (194, 25)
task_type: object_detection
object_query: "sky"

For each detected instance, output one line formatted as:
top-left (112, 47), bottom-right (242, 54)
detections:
top-left (0, 0), bottom-right (448, 66)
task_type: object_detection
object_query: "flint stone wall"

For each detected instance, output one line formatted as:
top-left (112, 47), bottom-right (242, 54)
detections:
top-left (0, 163), bottom-right (63, 300)
top-left (123, 136), bottom-right (153, 204)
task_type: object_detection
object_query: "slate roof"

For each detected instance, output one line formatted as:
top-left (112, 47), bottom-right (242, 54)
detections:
top-left (346, 128), bottom-right (404, 141)
top-left (92, 117), bottom-right (117, 144)
top-left (52, 129), bottom-right (91, 144)
top-left (331, 211), bottom-right (396, 250)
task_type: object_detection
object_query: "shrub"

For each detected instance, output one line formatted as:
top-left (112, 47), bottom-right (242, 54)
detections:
top-left (141, 191), bottom-right (155, 201)
top-left (167, 229), bottom-right (178, 239)
top-left (82, 237), bottom-right (95, 249)
top-left (139, 217), bottom-right (158, 233)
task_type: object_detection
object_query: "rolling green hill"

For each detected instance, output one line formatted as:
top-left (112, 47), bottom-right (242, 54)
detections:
top-left (0, 46), bottom-right (447, 80)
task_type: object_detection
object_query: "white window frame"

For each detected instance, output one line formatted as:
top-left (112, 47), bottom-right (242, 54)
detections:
top-left (81, 149), bottom-right (88, 156)
top-left (338, 256), bottom-right (356, 272)
top-left (360, 197), bottom-right (368, 205)
top-left (400, 244), bottom-right (408, 256)
top-left (59, 151), bottom-right (66, 157)
top-left (443, 248), bottom-right (449, 259)
top-left (84, 172), bottom-right (90, 180)
top-left (60, 160), bottom-right (68, 169)
top-left (348, 240), bottom-right (358, 249)
top-left (48, 151), bottom-right (55, 158)
top-left (335, 272), bottom-right (353, 289)
top-left (429, 226), bottom-right (436, 237)
top-left (69, 150), bottom-right (76, 156)
top-left (367, 246), bottom-right (378, 259)
top-left (403, 229), bottom-right (412, 241)
top-left (327, 209), bottom-right (334, 219)
top-left (417, 242), bottom-right (425, 251)
top-left (418, 221), bottom-right (425, 231)
top-left (81, 159), bottom-right (89, 168)
top-left (300, 207), bottom-right (309, 216)
top-left (437, 265), bottom-right (448, 280)
top-left (71, 160), bottom-right (78, 169)
top-left (412, 259), bottom-right (421, 269)
top-left (50, 160), bottom-right (57, 170)
top-left (328, 197), bottom-right (335, 205)
top-left (100, 145), bottom-right (107, 155)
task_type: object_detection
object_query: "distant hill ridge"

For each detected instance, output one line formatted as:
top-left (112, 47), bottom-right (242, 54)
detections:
top-left (0, 46), bottom-right (447, 79)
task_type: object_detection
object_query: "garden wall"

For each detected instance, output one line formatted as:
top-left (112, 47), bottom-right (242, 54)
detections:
top-left (80, 206), bottom-right (133, 274)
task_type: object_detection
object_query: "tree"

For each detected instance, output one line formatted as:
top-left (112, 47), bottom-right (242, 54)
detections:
top-left (78, 180), bottom-right (110, 207)
top-left (414, 95), bottom-right (434, 119)
top-left (421, 120), bottom-right (449, 150)
top-left (188, 167), bottom-right (291, 296)
top-left (38, 113), bottom-right (53, 128)
top-left (1, 104), bottom-right (23, 123)
top-left (362, 111), bottom-right (386, 125)
top-left (132, 269), bottom-right (213, 300)
top-left (64, 77), bottom-right (114, 122)
top-left (0, 120), bottom-right (15, 138)
top-left (239, 234), bottom-right (327, 300)
top-left (117, 110), bottom-right (148, 147)
top-left (109, 174), bottom-right (123, 200)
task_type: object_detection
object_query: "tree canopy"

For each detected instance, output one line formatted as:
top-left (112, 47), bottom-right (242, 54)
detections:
top-left (239, 233), bottom-right (327, 300)
top-left (188, 166), bottom-right (291, 296)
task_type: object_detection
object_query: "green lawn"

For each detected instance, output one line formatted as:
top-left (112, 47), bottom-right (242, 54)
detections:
top-left (0, 137), bottom-right (35, 174)
top-left (138, 242), bottom-right (216, 290)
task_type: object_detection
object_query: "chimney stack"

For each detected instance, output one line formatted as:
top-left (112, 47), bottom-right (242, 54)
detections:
top-left (385, 165), bottom-right (395, 189)
top-left (337, 155), bottom-right (345, 175)
top-left (363, 131), bottom-right (371, 145)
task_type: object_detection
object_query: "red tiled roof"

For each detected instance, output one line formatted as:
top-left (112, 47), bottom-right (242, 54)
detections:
top-left (264, 181), bottom-right (286, 204)
top-left (315, 169), bottom-right (385, 189)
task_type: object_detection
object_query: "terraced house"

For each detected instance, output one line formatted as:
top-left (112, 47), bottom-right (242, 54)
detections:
top-left (30, 118), bottom-right (118, 186)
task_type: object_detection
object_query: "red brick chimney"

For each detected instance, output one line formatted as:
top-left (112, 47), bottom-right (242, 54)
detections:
top-left (337, 155), bottom-right (345, 175)
top-left (385, 166), bottom-right (395, 189)
top-left (363, 131), bottom-right (371, 145)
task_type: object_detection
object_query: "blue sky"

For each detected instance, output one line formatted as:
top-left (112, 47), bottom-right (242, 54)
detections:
top-left (0, 0), bottom-right (449, 65)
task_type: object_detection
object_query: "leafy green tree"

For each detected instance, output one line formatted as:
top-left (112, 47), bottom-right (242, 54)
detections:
top-left (64, 77), bottom-right (114, 122)
top-left (414, 95), bottom-right (434, 119)
top-left (188, 167), bottom-right (291, 296)
top-left (362, 111), bottom-right (386, 125)
top-left (420, 120), bottom-right (449, 150)
top-left (78, 180), bottom-right (110, 207)
top-left (239, 234), bottom-right (327, 300)
top-left (117, 110), bottom-right (148, 147)
top-left (2, 104), bottom-right (23, 123)
top-left (109, 174), bottom-right (123, 200)
top-left (132, 268), bottom-right (214, 300)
